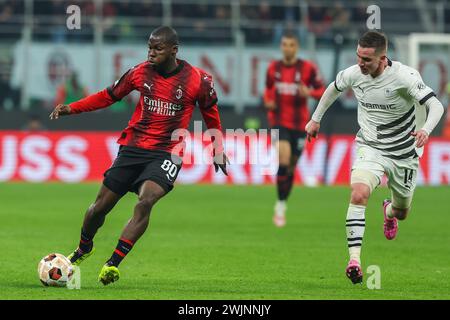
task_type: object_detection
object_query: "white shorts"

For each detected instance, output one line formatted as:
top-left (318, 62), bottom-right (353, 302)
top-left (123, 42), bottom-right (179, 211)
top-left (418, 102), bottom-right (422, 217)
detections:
top-left (352, 143), bottom-right (419, 208)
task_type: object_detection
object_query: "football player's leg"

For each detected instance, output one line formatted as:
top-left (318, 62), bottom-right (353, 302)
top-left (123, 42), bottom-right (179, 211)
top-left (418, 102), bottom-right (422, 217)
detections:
top-left (99, 181), bottom-right (166, 285)
top-left (382, 193), bottom-right (411, 240)
top-left (288, 130), bottom-right (305, 172)
top-left (107, 181), bottom-right (166, 266)
top-left (288, 154), bottom-right (299, 182)
top-left (82, 184), bottom-right (123, 240)
top-left (277, 139), bottom-right (292, 194)
top-left (387, 161), bottom-right (417, 221)
top-left (285, 130), bottom-right (305, 198)
top-left (68, 184), bottom-right (123, 265)
top-left (391, 194), bottom-right (412, 221)
top-left (122, 180), bottom-right (166, 242)
top-left (348, 172), bottom-right (375, 262)
top-left (274, 139), bottom-right (291, 226)
top-left (383, 159), bottom-right (418, 239)
top-left (284, 154), bottom-right (299, 200)
top-left (346, 169), bottom-right (380, 284)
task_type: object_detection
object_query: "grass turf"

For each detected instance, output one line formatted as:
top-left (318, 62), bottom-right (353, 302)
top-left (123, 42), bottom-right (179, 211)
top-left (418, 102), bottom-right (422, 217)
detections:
top-left (0, 183), bottom-right (449, 299)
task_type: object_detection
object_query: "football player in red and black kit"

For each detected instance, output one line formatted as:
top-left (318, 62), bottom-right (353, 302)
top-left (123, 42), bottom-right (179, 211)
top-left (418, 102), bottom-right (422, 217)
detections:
top-left (264, 32), bottom-right (325, 227)
top-left (49, 26), bottom-right (229, 285)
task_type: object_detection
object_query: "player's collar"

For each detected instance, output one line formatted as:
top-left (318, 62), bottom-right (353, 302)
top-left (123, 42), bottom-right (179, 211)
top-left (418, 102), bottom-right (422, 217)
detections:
top-left (281, 58), bottom-right (301, 67)
top-left (155, 60), bottom-right (185, 78)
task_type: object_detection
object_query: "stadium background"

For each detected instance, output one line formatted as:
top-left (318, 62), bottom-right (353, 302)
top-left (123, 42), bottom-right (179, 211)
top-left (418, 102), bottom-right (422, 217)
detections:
top-left (1, 0), bottom-right (450, 301)
top-left (1, 0), bottom-right (450, 186)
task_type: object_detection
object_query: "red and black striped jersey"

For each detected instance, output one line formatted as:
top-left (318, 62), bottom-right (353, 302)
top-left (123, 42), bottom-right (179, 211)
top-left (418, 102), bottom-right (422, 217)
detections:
top-left (264, 58), bottom-right (326, 131)
top-left (69, 59), bottom-right (223, 155)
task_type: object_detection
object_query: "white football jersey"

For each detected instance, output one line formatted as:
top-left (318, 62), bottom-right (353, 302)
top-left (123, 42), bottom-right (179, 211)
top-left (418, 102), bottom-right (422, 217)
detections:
top-left (334, 59), bottom-right (435, 159)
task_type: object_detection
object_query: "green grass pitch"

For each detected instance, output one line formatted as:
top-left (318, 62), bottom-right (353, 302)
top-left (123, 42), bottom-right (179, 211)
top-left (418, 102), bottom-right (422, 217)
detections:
top-left (1, 182), bottom-right (449, 300)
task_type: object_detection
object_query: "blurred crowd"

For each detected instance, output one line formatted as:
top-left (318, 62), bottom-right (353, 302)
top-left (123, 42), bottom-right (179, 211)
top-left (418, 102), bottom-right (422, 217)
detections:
top-left (1, 0), bottom-right (438, 44)
top-left (1, 0), bottom-right (450, 123)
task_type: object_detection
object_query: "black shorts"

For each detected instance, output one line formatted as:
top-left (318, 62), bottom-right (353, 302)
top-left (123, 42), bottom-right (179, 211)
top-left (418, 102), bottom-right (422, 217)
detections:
top-left (103, 146), bottom-right (182, 196)
top-left (273, 126), bottom-right (306, 157)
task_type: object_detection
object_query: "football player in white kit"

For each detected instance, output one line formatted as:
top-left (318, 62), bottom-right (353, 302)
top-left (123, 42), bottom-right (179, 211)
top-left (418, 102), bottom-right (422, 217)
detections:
top-left (305, 31), bottom-right (444, 284)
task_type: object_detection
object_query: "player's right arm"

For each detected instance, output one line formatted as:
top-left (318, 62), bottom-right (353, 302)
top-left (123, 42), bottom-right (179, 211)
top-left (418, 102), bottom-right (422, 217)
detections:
top-left (49, 67), bottom-right (137, 120)
top-left (305, 66), bottom-right (355, 141)
top-left (263, 62), bottom-right (277, 110)
top-left (49, 90), bottom-right (115, 119)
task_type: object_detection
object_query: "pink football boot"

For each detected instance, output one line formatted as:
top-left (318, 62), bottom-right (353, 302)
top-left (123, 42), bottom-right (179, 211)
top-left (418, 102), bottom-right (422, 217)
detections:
top-left (383, 199), bottom-right (398, 240)
top-left (346, 259), bottom-right (363, 284)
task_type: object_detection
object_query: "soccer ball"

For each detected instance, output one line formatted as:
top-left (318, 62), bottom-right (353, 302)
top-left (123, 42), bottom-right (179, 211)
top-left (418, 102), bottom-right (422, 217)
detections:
top-left (38, 253), bottom-right (74, 287)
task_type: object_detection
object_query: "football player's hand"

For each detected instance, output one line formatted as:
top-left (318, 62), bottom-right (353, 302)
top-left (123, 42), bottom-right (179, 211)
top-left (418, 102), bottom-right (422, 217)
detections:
top-left (213, 152), bottom-right (230, 176)
top-left (411, 129), bottom-right (429, 148)
top-left (49, 104), bottom-right (71, 120)
top-left (298, 84), bottom-right (311, 98)
top-left (264, 100), bottom-right (277, 110)
top-left (305, 119), bottom-right (320, 142)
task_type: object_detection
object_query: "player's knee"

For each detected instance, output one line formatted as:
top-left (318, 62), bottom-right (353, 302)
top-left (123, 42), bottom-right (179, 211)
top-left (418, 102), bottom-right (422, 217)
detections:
top-left (135, 199), bottom-right (153, 213)
top-left (278, 146), bottom-right (291, 166)
top-left (350, 188), bottom-right (369, 205)
top-left (90, 198), bottom-right (114, 216)
top-left (90, 186), bottom-right (121, 215)
top-left (136, 194), bottom-right (158, 213)
top-left (279, 156), bottom-right (290, 166)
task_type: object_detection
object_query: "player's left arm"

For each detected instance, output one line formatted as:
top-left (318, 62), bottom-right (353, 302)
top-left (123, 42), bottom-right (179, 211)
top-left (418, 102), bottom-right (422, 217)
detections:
top-left (299, 63), bottom-right (326, 100)
top-left (197, 73), bottom-right (229, 175)
top-left (406, 71), bottom-right (445, 147)
top-left (49, 90), bottom-right (116, 120)
top-left (412, 96), bottom-right (444, 147)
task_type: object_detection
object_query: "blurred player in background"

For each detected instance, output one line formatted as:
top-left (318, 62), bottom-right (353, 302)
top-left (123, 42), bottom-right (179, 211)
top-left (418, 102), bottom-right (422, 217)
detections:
top-left (264, 32), bottom-right (326, 227)
top-left (49, 26), bottom-right (229, 285)
top-left (305, 31), bottom-right (444, 284)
